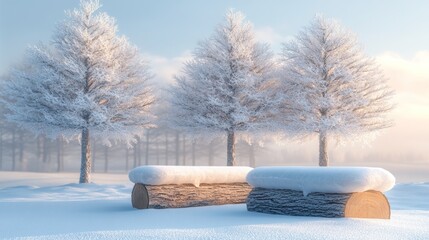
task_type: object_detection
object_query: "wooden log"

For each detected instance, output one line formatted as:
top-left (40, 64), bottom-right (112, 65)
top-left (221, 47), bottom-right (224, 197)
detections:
top-left (131, 183), bottom-right (150, 209)
top-left (132, 182), bottom-right (252, 209)
top-left (247, 188), bottom-right (390, 219)
top-left (344, 190), bottom-right (391, 219)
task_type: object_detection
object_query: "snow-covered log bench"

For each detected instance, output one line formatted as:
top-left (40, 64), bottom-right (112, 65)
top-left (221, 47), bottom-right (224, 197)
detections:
top-left (246, 167), bottom-right (395, 219)
top-left (129, 166), bottom-right (253, 209)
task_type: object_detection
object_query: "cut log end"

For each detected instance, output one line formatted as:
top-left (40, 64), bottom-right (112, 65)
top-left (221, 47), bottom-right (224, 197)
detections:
top-left (132, 183), bottom-right (149, 209)
top-left (345, 190), bottom-right (391, 219)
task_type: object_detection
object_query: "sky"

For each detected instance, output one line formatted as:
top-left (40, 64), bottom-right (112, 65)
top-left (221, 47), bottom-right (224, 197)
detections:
top-left (0, 0), bottom-right (428, 179)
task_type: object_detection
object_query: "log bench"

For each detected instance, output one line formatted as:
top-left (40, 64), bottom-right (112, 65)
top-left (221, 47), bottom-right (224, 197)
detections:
top-left (246, 167), bottom-right (395, 219)
top-left (129, 166), bottom-right (253, 209)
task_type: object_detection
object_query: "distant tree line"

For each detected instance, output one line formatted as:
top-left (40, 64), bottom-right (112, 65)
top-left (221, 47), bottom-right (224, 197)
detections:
top-left (0, 120), bottom-right (264, 173)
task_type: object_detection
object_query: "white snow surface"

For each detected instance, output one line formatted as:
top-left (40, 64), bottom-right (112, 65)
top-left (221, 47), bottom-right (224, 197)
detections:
top-left (1, 171), bottom-right (428, 240)
top-left (247, 166), bottom-right (395, 196)
top-left (128, 165), bottom-right (252, 186)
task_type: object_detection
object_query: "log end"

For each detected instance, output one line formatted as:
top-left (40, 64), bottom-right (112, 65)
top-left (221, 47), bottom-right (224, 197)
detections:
top-left (344, 190), bottom-right (391, 219)
top-left (132, 183), bottom-right (149, 209)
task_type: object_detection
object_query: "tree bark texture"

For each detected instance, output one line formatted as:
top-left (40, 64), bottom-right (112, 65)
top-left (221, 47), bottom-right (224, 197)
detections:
top-left (319, 131), bottom-right (328, 166)
top-left (247, 188), bottom-right (390, 219)
top-left (227, 131), bottom-right (236, 166)
top-left (132, 182), bottom-right (252, 209)
top-left (80, 128), bottom-right (91, 183)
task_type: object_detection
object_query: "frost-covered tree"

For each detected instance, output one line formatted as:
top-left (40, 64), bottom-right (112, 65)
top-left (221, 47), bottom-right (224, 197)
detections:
top-left (169, 10), bottom-right (278, 166)
top-left (1, 0), bottom-right (155, 183)
top-left (279, 16), bottom-right (394, 166)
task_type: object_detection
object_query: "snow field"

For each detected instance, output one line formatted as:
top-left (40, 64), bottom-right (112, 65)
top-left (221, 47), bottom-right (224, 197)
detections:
top-left (128, 166), bottom-right (253, 187)
top-left (0, 172), bottom-right (428, 239)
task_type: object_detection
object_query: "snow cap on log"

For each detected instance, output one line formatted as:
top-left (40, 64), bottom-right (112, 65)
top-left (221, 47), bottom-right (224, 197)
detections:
top-left (246, 167), bottom-right (395, 196)
top-left (129, 166), bottom-right (253, 187)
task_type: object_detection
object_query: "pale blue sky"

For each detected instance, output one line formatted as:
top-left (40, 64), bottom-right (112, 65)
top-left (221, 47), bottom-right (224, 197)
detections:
top-left (1, 0), bottom-right (429, 74)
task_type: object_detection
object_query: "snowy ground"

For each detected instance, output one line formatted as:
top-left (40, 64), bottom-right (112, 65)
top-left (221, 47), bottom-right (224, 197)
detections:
top-left (0, 172), bottom-right (428, 240)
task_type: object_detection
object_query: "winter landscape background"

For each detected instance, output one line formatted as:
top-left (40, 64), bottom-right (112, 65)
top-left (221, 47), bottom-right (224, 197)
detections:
top-left (0, 0), bottom-right (428, 182)
top-left (0, 0), bottom-right (428, 239)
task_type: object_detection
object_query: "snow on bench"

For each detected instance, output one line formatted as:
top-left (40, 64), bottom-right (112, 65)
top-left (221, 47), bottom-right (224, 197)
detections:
top-left (129, 165), bottom-right (252, 187)
top-left (246, 166), bottom-right (395, 219)
top-left (246, 166), bottom-right (395, 196)
top-left (129, 166), bottom-right (253, 209)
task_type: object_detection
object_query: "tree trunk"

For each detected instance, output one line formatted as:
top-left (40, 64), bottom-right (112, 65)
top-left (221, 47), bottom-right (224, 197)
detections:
top-left (133, 142), bottom-right (138, 168)
top-left (18, 131), bottom-right (24, 165)
top-left (227, 131), bottom-right (236, 166)
top-left (56, 137), bottom-right (62, 172)
top-left (42, 136), bottom-right (48, 163)
top-left (145, 130), bottom-right (150, 165)
top-left (247, 188), bottom-right (390, 219)
top-left (125, 147), bottom-right (129, 171)
top-left (91, 138), bottom-right (96, 172)
top-left (137, 137), bottom-right (141, 166)
top-left (56, 138), bottom-right (60, 172)
top-left (132, 183), bottom-right (252, 209)
top-left (165, 133), bottom-right (169, 165)
top-left (175, 131), bottom-right (180, 165)
top-left (79, 128), bottom-right (91, 183)
top-left (11, 128), bottom-right (16, 171)
top-left (156, 138), bottom-right (160, 165)
top-left (191, 141), bottom-right (196, 166)
top-left (104, 145), bottom-right (108, 173)
top-left (249, 144), bottom-right (256, 167)
top-left (36, 136), bottom-right (41, 162)
top-left (319, 131), bottom-right (328, 166)
top-left (182, 135), bottom-right (186, 165)
top-left (47, 141), bottom-right (51, 164)
top-left (208, 140), bottom-right (214, 166)
top-left (61, 139), bottom-right (64, 171)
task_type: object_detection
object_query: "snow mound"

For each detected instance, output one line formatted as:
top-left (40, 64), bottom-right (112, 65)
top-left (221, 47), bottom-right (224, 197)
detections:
top-left (129, 166), bottom-right (253, 187)
top-left (246, 167), bottom-right (395, 196)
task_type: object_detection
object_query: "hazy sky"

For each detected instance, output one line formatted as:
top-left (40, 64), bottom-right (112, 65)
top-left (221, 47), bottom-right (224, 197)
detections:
top-left (0, 0), bottom-right (428, 180)
top-left (1, 0), bottom-right (429, 66)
